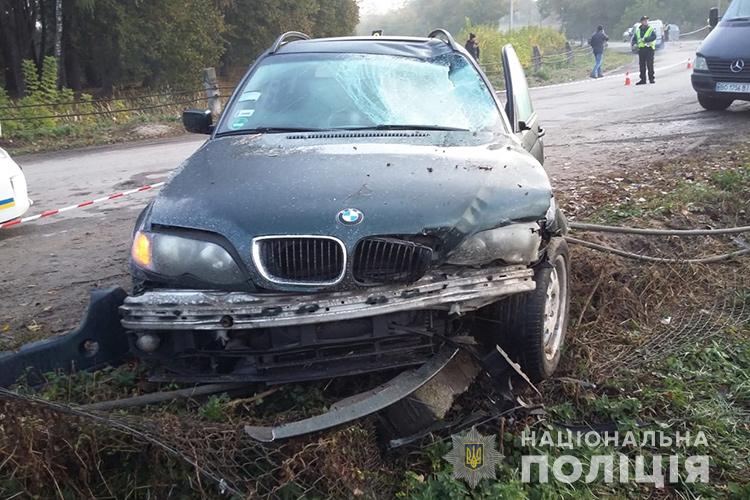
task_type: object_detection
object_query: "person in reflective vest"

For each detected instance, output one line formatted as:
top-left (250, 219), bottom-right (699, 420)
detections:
top-left (631, 16), bottom-right (657, 85)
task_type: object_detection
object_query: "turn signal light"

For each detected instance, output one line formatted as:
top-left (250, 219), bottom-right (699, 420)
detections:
top-left (132, 231), bottom-right (152, 268)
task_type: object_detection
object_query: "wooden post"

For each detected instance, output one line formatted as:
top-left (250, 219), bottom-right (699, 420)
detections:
top-left (532, 45), bottom-right (542, 72)
top-left (566, 41), bottom-right (574, 64)
top-left (202, 67), bottom-right (221, 117)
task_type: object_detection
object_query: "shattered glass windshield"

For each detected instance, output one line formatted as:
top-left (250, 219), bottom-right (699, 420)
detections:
top-left (218, 52), bottom-right (504, 134)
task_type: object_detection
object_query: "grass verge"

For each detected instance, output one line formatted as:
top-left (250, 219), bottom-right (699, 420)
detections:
top-left (0, 148), bottom-right (748, 498)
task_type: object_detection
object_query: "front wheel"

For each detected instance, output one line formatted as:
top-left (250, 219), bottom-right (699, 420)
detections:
top-left (697, 94), bottom-right (733, 111)
top-left (484, 238), bottom-right (571, 382)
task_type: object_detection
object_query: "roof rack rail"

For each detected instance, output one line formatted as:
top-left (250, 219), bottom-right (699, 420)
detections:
top-left (270, 31), bottom-right (311, 54)
top-left (428, 29), bottom-right (460, 51)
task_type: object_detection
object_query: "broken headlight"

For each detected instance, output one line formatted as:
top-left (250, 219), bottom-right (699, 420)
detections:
top-left (131, 231), bottom-right (244, 285)
top-left (446, 223), bottom-right (542, 265)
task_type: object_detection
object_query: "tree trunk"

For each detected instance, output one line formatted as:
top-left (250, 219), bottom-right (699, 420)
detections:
top-left (62, 0), bottom-right (81, 91)
top-left (0, 0), bottom-right (27, 97)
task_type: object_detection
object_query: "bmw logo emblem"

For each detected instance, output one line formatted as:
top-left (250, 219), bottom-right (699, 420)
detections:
top-left (337, 208), bottom-right (364, 225)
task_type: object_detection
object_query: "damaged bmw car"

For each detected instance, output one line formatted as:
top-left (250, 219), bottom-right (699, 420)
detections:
top-left (121, 31), bottom-right (570, 388)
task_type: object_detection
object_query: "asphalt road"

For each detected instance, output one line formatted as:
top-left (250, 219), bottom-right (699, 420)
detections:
top-left (1, 39), bottom-right (749, 344)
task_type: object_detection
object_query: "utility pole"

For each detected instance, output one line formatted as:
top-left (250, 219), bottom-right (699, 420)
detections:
top-left (510, 0), bottom-right (514, 32)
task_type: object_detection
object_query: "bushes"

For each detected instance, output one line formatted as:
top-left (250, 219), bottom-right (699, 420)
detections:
top-left (0, 57), bottom-right (98, 138)
top-left (456, 24), bottom-right (567, 69)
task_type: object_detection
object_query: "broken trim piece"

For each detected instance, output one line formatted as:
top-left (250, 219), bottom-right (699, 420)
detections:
top-left (0, 288), bottom-right (129, 387)
top-left (121, 265), bottom-right (535, 331)
top-left (244, 348), bottom-right (458, 442)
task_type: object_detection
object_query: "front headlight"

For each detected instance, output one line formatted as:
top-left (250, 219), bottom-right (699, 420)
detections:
top-left (693, 55), bottom-right (708, 71)
top-left (446, 223), bottom-right (542, 266)
top-left (132, 231), bottom-right (244, 285)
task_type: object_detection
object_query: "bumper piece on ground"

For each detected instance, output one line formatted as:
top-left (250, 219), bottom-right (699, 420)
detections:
top-left (244, 347), bottom-right (458, 442)
top-left (0, 288), bottom-right (129, 387)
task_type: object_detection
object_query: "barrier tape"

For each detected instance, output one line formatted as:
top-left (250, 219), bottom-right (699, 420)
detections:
top-left (0, 181), bottom-right (165, 230)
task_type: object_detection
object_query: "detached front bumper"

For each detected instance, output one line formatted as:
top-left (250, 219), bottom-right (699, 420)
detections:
top-left (121, 265), bottom-right (535, 383)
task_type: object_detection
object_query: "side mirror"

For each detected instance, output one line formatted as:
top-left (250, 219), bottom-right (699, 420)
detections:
top-left (518, 120), bottom-right (532, 132)
top-left (182, 109), bottom-right (213, 134)
top-left (709, 7), bottom-right (719, 28)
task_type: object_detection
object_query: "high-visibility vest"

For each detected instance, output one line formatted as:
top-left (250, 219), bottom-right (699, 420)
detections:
top-left (636, 26), bottom-right (656, 50)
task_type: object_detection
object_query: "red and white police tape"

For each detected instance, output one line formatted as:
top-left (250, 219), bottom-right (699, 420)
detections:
top-left (0, 181), bottom-right (165, 229)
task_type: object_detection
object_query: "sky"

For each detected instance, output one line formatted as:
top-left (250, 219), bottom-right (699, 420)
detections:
top-left (358, 0), bottom-right (405, 16)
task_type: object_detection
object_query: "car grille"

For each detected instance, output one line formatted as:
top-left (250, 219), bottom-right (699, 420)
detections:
top-left (706, 57), bottom-right (750, 82)
top-left (253, 236), bottom-right (345, 285)
top-left (353, 237), bottom-right (433, 285)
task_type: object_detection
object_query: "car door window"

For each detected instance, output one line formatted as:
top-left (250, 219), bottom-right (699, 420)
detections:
top-left (502, 45), bottom-right (535, 128)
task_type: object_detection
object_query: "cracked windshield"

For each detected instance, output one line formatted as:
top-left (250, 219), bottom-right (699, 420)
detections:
top-left (220, 53), bottom-right (502, 133)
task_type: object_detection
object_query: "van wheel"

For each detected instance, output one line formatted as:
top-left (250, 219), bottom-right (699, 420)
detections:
top-left (485, 238), bottom-right (571, 382)
top-left (698, 94), bottom-right (733, 111)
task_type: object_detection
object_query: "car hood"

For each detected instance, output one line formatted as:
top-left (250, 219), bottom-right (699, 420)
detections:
top-left (699, 21), bottom-right (750, 59)
top-left (148, 133), bottom-right (552, 264)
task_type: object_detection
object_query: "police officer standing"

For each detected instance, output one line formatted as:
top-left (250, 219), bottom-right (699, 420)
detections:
top-left (631, 16), bottom-right (657, 85)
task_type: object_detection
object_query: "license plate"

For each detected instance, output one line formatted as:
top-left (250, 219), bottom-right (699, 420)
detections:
top-left (716, 82), bottom-right (750, 93)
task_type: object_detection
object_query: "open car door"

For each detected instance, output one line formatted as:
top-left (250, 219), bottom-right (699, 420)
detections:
top-left (502, 45), bottom-right (545, 164)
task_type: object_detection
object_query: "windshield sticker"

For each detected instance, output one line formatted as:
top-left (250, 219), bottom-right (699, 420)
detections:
top-left (239, 91), bottom-right (261, 102)
top-left (236, 109), bottom-right (255, 118)
top-left (230, 117), bottom-right (248, 130)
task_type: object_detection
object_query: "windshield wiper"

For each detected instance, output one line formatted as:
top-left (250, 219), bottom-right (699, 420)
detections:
top-left (725, 16), bottom-right (750, 21)
top-left (216, 127), bottom-right (327, 137)
top-left (342, 124), bottom-right (471, 132)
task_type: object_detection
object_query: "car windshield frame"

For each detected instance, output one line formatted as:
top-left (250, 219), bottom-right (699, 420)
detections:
top-left (215, 50), bottom-right (508, 136)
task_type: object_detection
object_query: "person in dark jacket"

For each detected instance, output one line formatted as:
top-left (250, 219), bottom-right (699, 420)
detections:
top-left (631, 16), bottom-right (657, 84)
top-left (465, 33), bottom-right (480, 61)
top-left (589, 25), bottom-right (609, 78)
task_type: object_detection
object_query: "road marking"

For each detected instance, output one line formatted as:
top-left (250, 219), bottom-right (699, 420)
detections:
top-left (530, 60), bottom-right (689, 91)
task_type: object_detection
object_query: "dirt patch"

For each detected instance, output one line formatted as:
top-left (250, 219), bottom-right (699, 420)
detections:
top-left (129, 123), bottom-right (181, 139)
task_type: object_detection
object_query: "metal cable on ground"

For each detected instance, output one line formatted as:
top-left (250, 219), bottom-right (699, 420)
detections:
top-left (565, 236), bottom-right (750, 263)
top-left (6, 96), bottom-right (208, 121)
top-left (569, 221), bottom-right (750, 236)
top-left (680, 25), bottom-right (710, 37)
top-left (0, 88), bottom-right (206, 110)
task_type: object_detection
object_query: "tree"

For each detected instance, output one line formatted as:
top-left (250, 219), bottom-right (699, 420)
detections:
top-left (222, 0), bottom-right (359, 69)
top-left (538, 0), bottom-right (630, 40)
top-left (358, 0), bottom-right (508, 37)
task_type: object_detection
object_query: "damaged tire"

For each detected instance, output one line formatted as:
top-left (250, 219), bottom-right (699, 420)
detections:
top-left (487, 238), bottom-right (571, 382)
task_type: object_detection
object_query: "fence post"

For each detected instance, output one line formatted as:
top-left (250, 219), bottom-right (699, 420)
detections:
top-left (202, 67), bottom-right (221, 117)
top-left (532, 45), bottom-right (542, 72)
top-left (566, 41), bottom-right (574, 64)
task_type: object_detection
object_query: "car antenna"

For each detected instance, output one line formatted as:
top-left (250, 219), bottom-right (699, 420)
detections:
top-left (427, 29), bottom-right (460, 51)
top-left (270, 31), bottom-right (311, 54)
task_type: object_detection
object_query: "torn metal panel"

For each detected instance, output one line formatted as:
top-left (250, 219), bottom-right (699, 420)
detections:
top-left (0, 288), bottom-right (129, 387)
top-left (121, 265), bottom-right (535, 331)
top-left (244, 347), bottom-right (458, 442)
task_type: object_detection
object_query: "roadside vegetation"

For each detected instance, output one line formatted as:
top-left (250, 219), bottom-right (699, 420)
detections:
top-left (1, 147), bottom-right (748, 498)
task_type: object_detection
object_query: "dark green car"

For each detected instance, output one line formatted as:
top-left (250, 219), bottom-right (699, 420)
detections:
top-left (122, 30), bottom-right (571, 388)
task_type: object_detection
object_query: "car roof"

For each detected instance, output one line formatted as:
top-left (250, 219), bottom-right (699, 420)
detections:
top-left (273, 36), bottom-right (457, 59)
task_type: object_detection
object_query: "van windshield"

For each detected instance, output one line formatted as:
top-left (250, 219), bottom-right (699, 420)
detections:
top-left (217, 52), bottom-right (504, 135)
top-left (724, 0), bottom-right (750, 19)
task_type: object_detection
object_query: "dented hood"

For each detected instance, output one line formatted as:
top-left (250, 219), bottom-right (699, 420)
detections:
top-left (149, 133), bottom-right (552, 259)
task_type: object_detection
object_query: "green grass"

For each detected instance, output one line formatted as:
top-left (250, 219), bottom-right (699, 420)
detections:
top-left (590, 162), bottom-right (750, 224)
top-left (398, 326), bottom-right (750, 499)
top-left (485, 48), bottom-right (633, 91)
